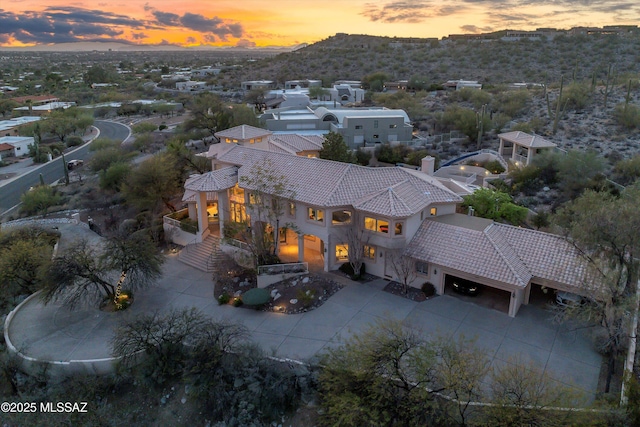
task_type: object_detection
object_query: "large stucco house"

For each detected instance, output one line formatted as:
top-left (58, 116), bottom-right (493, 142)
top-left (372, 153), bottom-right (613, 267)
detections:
top-left (166, 127), bottom-right (589, 318)
top-left (262, 106), bottom-right (413, 149)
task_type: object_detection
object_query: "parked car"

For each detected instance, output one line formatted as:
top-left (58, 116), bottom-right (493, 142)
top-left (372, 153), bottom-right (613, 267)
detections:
top-left (67, 159), bottom-right (84, 170)
top-left (555, 291), bottom-right (583, 307)
top-left (452, 278), bottom-right (481, 296)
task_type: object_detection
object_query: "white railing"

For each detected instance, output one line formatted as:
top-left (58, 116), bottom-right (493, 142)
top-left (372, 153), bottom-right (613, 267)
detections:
top-left (465, 173), bottom-right (477, 185)
top-left (223, 238), bottom-right (250, 252)
top-left (163, 216), bottom-right (181, 228)
top-left (258, 262), bottom-right (309, 276)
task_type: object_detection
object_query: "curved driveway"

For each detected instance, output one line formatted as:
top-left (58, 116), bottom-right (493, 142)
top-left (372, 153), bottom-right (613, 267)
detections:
top-left (5, 222), bottom-right (602, 399)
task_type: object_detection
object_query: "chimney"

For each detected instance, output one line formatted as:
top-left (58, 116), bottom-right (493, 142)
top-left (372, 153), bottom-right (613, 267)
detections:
top-left (421, 156), bottom-right (435, 176)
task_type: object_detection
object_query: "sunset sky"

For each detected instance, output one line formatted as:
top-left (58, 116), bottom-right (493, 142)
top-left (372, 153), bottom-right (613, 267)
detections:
top-left (1, 0), bottom-right (639, 48)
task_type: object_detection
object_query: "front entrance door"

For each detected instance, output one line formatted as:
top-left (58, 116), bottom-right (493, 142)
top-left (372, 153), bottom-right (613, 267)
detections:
top-left (384, 253), bottom-right (393, 278)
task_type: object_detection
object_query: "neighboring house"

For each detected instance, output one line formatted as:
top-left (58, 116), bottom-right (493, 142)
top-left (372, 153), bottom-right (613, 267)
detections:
top-left (167, 144), bottom-right (590, 317)
top-left (91, 83), bottom-right (119, 89)
top-left (262, 106), bottom-right (412, 148)
top-left (327, 84), bottom-right (365, 104)
top-left (264, 89), bottom-right (311, 109)
top-left (176, 81), bottom-right (207, 91)
top-left (0, 136), bottom-right (33, 158)
top-left (10, 94), bottom-right (59, 105)
top-left (191, 68), bottom-right (220, 78)
top-left (498, 131), bottom-right (557, 166)
top-left (241, 80), bottom-right (276, 91)
top-left (13, 102), bottom-right (76, 116)
top-left (443, 80), bottom-right (483, 90)
top-left (0, 116), bottom-right (42, 137)
top-left (0, 143), bottom-right (14, 159)
top-left (383, 80), bottom-right (409, 92)
top-left (284, 80), bottom-right (322, 89)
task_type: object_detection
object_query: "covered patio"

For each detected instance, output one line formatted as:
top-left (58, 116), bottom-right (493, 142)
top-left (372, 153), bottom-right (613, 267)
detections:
top-left (498, 131), bottom-right (557, 166)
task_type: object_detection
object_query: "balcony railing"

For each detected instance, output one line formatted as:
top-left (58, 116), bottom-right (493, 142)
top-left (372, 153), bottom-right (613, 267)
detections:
top-left (163, 208), bottom-right (198, 234)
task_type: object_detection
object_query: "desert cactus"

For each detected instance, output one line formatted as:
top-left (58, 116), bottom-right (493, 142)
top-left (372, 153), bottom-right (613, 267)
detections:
top-left (601, 63), bottom-right (616, 109)
top-left (546, 75), bottom-right (569, 135)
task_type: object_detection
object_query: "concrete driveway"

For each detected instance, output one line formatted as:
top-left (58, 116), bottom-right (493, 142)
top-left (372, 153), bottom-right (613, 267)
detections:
top-left (5, 223), bottom-right (602, 400)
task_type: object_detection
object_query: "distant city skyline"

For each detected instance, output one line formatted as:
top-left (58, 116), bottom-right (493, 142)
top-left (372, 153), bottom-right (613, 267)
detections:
top-left (1, 0), bottom-right (639, 48)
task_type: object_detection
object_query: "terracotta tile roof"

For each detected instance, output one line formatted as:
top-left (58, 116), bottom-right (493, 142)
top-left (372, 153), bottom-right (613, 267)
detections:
top-left (214, 125), bottom-right (272, 141)
top-left (183, 167), bottom-right (239, 195)
top-left (10, 94), bottom-right (59, 104)
top-left (494, 223), bottom-right (590, 289)
top-left (0, 143), bottom-right (14, 151)
top-left (406, 214), bottom-right (588, 289)
top-left (498, 131), bottom-right (557, 148)
top-left (268, 134), bottom-right (323, 154)
top-left (406, 219), bottom-right (531, 287)
top-left (353, 180), bottom-right (424, 217)
top-left (208, 145), bottom-right (461, 217)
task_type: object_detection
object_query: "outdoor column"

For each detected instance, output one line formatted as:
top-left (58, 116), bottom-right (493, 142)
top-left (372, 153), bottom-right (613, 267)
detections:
top-left (217, 191), bottom-right (228, 238)
top-left (511, 144), bottom-right (517, 163)
top-left (187, 202), bottom-right (197, 221)
top-left (197, 192), bottom-right (208, 242)
top-left (297, 234), bottom-right (304, 263)
top-left (323, 239), bottom-right (330, 272)
top-left (498, 137), bottom-right (504, 157)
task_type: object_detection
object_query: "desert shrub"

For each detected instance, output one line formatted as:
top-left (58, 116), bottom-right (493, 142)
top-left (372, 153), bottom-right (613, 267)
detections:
top-left (89, 147), bottom-right (130, 172)
top-left (20, 185), bottom-right (63, 216)
top-left (421, 282), bottom-right (436, 297)
top-left (375, 143), bottom-right (410, 164)
top-left (509, 165), bottom-right (543, 195)
top-left (355, 148), bottom-right (371, 166)
top-left (65, 135), bottom-right (84, 147)
top-left (218, 292), bottom-right (231, 305)
top-left (88, 137), bottom-right (120, 152)
top-left (406, 149), bottom-right (438, 167)
top-left (613, 155), bottom-right (640, 186)
top-left (561, 82), bottom-right (592, 111)
top-left (484, 160), bottom-right (506, 174)
top-left (99, 162), bottom-right (131, 192)
top-left (242, 287), bottom-right (270, 307)
top-left (158, 124), bottom-right (168, 131)
top-left (111, 308), bottom-right (211, 385)
top-left (488, 178), bottom-right (513, 194)
top-left (187, 342), bottom-right (301, 425)
top-left (510, 121), bottom-right (532, 133)
top-left (132, 122), bottom-right (157, 134)
top-left (492, 90), bottom-right (530, 117)
top-left (296, 288), bottom-right (316, 308)
top-left (614, 103), bottom-right (640, 129)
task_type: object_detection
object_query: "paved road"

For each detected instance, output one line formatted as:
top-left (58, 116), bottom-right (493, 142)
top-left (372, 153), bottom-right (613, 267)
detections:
top-left (0, 120), bottom-right (129, 215)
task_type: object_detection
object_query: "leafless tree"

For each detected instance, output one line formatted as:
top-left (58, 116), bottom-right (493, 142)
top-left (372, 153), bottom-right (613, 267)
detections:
top-left (340, 212), bottom-right (370, 279)
top-left (41, 231), bottom-right (164, 309)
top-left (388, 248), bottom-right (418, 294)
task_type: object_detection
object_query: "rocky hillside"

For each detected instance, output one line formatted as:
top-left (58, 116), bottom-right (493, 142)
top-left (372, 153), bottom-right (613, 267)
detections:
top-left (221, 32), bottom-right (640, 88)
top-left (217, 33), bottom-right (640, 163)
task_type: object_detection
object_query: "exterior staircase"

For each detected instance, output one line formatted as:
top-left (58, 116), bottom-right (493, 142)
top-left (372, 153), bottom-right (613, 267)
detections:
top-left (178, 235), bottom-right (221, 272)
